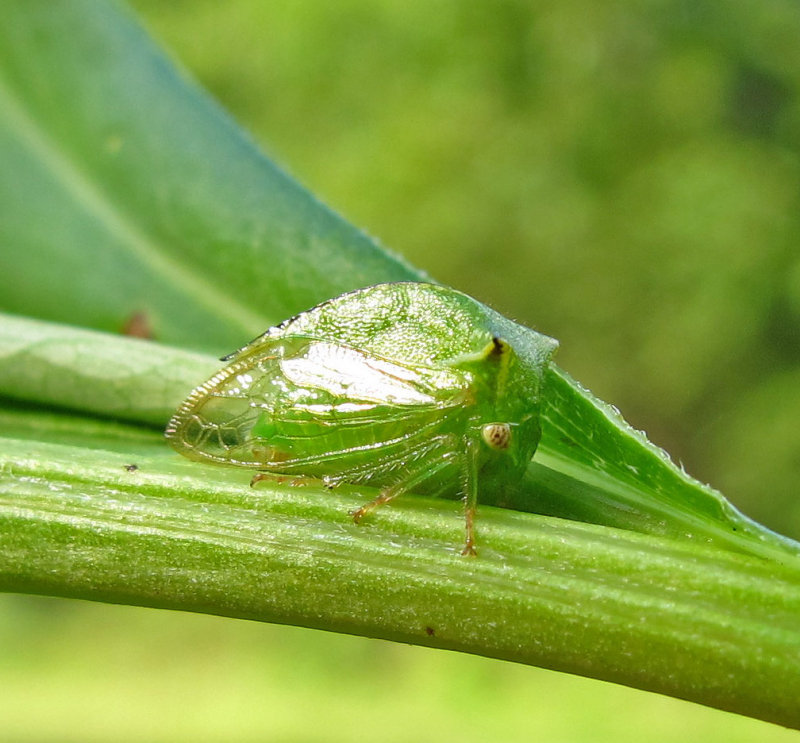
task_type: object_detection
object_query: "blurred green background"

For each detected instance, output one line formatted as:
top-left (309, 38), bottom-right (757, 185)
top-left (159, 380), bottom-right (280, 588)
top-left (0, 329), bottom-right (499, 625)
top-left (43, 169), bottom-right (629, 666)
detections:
top-left (5, 0), bottom-right (800, 740)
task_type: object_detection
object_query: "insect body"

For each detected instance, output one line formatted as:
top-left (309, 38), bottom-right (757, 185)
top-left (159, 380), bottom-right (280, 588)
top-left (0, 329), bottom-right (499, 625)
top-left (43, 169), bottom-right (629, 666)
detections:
top-left (165, 282), bottom-right (557, 555)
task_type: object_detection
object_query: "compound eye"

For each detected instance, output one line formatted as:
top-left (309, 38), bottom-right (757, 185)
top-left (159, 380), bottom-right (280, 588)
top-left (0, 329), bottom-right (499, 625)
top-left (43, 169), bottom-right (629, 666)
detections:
top-left (481, 423), bottom-right (511, 450)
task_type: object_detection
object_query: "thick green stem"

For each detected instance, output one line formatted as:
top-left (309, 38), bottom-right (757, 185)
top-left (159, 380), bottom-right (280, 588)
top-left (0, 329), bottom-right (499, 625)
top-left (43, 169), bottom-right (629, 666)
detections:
top-left (1, 436), bottom-right (799, 729)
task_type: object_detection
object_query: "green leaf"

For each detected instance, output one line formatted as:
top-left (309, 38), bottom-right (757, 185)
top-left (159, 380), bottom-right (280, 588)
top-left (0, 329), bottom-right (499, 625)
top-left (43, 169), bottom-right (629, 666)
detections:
top-left (1, 0), bottom-right (799, 730)
top-left (534, 368), bottom-right (800, 562)
top-left (0, 314), bottom-right (218, 427)
top-left (0, 0), bottom-right (420, 352)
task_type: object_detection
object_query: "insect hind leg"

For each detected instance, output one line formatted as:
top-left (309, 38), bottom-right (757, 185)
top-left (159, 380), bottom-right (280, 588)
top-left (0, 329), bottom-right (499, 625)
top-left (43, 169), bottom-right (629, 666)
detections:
top-left (250, 471), bottom-right (320, 488)
top-left (350, 434), bottom-right (460, 524)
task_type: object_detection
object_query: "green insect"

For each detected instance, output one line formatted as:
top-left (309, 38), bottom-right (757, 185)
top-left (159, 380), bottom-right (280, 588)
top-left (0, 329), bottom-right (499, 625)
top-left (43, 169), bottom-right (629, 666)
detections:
top-left (166, 282), bottom-right (557, 555)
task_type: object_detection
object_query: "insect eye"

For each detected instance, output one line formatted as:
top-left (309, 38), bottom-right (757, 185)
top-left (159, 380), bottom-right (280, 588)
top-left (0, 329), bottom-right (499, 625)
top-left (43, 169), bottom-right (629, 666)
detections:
top-left (481, 423), bottom-right (511, 450)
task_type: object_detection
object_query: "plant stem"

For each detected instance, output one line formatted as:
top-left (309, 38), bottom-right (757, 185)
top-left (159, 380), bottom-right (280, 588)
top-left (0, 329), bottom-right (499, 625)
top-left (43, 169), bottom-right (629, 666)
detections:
top-left (1, 436), bottom-right (799, 729)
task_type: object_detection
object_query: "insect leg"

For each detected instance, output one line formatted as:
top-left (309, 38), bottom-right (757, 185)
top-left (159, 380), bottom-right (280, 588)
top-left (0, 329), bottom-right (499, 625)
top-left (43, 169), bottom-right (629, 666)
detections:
top-left (350, 434), bottom-right (460, 525)
top-left (250, 471), bottom-right (319, 488)
top-left (460, 437), bottom-right (481, 557)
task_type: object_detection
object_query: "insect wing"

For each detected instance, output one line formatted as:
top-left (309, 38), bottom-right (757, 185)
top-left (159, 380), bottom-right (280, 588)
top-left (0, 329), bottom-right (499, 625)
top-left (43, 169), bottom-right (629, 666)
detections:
top-left (166, 335), bottom-right (469, 473)
top-left (166, 337), bottom-right (287, 465)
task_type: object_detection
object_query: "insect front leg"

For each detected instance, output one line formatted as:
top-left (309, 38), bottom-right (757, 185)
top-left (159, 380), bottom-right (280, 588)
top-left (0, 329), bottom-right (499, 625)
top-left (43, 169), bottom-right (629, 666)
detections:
top-left (460, 437), bottom-right (481, 557)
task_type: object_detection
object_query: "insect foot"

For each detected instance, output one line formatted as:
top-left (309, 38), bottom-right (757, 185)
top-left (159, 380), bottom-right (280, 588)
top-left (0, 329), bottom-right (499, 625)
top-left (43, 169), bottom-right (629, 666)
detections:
top-left (349, 506), bottom-right (367, 524)
top-left (350, 490), bottom-right (395, 524)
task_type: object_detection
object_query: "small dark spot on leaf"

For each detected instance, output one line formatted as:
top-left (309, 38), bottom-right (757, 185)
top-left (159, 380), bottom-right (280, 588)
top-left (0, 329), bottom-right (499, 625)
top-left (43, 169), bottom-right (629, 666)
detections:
top-left (425, 626), bottom-right (435, 636)
top-left (121, 311), bottom-right (154, 340)
top-left (124, 464), bottom-right (139, 473)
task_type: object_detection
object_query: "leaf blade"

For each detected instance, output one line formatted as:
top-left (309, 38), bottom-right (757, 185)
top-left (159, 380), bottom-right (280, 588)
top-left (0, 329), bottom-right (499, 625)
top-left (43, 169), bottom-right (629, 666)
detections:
top-left (0, 0), bottom-right (421, 352)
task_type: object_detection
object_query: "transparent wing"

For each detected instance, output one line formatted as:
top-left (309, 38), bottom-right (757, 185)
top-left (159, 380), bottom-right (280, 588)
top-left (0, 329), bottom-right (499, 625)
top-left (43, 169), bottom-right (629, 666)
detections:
top-left (166, 335), bottom-right (470, 472)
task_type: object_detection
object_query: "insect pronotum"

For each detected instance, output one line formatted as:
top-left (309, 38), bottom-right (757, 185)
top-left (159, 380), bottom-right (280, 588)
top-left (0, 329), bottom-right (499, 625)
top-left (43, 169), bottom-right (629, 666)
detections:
top-left (166, 282), bottom-right (558, 555)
